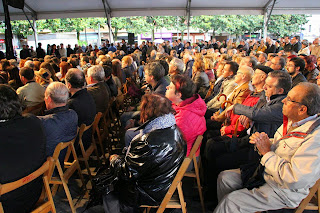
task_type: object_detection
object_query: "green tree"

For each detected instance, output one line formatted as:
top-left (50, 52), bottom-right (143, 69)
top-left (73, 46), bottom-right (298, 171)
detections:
top-left (191, 15), bottom-right (226, 35)
top-left (0, 20), bottom-right (34, 38)
top-left (111, 17), bottom-right (127, 41)
top-left (124, 16), bottom-right (148, 35)
top-left (267, 15), bottom-right (309, 37)
top-left (172, 16), bottom-right (188, 39)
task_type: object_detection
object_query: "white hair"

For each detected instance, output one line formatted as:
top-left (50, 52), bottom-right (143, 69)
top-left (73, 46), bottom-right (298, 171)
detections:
top-left (87, 65), bottom-right (105, 81)
top-left (170, 58), bottom-right (184, 72)
top-left (183, 53), bottom-right (192, 61)
top-left (45, 82), bottom-right (69, 104)
top-left (150, 50), bottom-right (157, 58)
top-left (24, 60), bottom-right (34, 69)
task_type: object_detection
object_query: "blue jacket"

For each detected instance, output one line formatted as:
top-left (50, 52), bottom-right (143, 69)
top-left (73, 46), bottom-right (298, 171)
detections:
top-left (152, 77), bottom-right (169, 96)
top-left (184, 59), bottom-right (194, 78)
top-left (233, 93), bottom-right (286, 137)
top-left (38, 106), bottom-right (78, 162)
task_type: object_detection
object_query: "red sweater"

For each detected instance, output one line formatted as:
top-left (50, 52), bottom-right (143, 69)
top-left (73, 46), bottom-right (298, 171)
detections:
top-left (173, 94), bottom-right (207, 156)
top-left (224, 93), bottom-right (261, 137)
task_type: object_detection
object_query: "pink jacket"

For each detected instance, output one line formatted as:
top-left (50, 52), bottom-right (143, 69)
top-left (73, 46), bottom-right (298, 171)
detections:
top-left (173, 94), bottom-right (207, 157)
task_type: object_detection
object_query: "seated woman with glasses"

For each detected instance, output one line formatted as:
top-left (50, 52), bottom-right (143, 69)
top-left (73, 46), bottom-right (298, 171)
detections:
top-left (103, 93), bottom-right (186, 213)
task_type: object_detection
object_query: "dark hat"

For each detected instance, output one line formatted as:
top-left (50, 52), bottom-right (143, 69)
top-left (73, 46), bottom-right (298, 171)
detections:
top-left (255, 65), bottom-right (273, 75)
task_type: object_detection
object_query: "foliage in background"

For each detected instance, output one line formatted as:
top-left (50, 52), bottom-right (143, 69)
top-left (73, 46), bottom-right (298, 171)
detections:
top-left (0, 14), bottom-right (309, 41)
top-left (267, 15), bottom-right (309, 37)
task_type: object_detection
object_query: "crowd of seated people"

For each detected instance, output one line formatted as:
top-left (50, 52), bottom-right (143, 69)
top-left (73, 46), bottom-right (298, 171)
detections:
top-left (1, 35), bottom-right (320, 213)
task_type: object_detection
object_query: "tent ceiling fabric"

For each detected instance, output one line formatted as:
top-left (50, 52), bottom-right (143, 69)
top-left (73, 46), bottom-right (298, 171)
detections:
top-left (0, 0), bottom-right (319, 20)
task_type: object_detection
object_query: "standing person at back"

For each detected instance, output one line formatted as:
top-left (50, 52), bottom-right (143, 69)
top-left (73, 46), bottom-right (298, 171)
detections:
top-left (36, 42), bottom-right (46, 59)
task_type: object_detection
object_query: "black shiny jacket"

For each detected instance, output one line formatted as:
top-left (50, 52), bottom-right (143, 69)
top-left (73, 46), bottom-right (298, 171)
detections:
top-left (113, 124), bottom-right (186, 206)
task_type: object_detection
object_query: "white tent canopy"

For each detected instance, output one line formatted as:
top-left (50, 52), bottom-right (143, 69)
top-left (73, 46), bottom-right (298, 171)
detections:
top-left (0, 0), bottom-right (320, 21)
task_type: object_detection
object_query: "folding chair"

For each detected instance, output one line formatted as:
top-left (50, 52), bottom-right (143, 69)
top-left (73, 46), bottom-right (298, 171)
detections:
top-left (0, 157), bottom-right (56, 213)
top-left (141, 135), bottom-right (204, 213)
top-left (22, 102), bottom-right (45, 116)
top-left (291, 178), bottom-right (320, 213)
top-left (49, 135), bottom-right (86, 213)
top-left (78, 112), bottom-right (103, 180)
top-left (108, 98), bottom-right (122, 145)
top-left (98, 109), bottom-right (111, 161)
top-left (184, 135), bottom-right (205, 213)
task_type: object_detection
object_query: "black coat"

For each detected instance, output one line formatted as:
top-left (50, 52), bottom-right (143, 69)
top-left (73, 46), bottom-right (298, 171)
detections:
top-left (113, 124), bottom-right (186, 207)
top-left (68, 88), bottom-right (96, 127)
top-left (105, 77), bottom-right (118, 98)
top-left (67, 47), bottom-right (74, 57)
top-left (292, 42), bottom-right (302, 53)
top-left (87, 82), bottom-right (110, 113)
top-left (20, 49), bottom-right (30, 59)
top-left (36, 47), bottom-right (46, 58)
top-left (265, 44), bottom-right (276, 54)
top-left (292, 72), bottom-right (307, 88)
top-left (68, 88), bottom-right (96, 150)
top-left (0, 115), bottom-right (46, 213)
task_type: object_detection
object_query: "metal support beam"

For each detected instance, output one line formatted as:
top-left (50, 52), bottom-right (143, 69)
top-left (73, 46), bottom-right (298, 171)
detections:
top-left (97, 23), bottom-right (101, 46)
top-left (186, 0), bottom-right (191, 41)
top-left (2, 0), bottom-right (14, 59)
top-left (24, 3), bottom-right (37, 19)
top-left (22, 3), bottom-right (38, 48)
top-left (263, 0), bottom-right (276, 39)
top-left (102, 0), bottom-right (114, 43)
top-left (33, 18), bottom-right (38, 47)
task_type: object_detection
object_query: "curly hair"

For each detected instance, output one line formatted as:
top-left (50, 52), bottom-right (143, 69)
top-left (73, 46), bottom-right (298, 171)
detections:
top-left (193, 58), bottom-right (205, 73)
top-left (140, 94), bottom-right (174, 123)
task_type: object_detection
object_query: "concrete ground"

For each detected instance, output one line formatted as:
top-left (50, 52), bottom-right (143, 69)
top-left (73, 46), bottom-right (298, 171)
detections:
top-left (52, 175), bottom-right (211, 213)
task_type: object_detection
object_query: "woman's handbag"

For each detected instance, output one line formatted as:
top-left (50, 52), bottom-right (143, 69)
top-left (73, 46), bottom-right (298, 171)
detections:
top-left (240, 160), bottom-right (266, 190)
top-left (86, 166), bottom-right (120, 209)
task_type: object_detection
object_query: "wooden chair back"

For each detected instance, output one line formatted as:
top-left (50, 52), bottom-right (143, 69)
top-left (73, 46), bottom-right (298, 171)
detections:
top-left (183, 135), bottom-right (205, 213)
top-left (142, 135), bottom-right (203, 213)
top-left (293, 178), bottom-right (320, 213)
top-left (22, 102), bottom-right (45, 116)
top-left (95, 111), bottom-right (108, 163)
top-left (49, 133), bottom-right (86, 213)
top-left (0, 157), bottom-right (56, 213)
top-left (77, 113), bottom-right (102, 180)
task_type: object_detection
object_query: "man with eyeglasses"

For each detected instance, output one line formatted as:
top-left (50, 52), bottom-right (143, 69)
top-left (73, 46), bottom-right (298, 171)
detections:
top-left (206, 61), bottom-right (238, 118)
top-left (269, 56), bottom-right (286, 71)
top-left (215, 82), bottom-right (320, 213)
top-left (287, 57), bottom-right (307, 88)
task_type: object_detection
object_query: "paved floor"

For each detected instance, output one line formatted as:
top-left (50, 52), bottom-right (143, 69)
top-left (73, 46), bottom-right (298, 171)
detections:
top-left (53, 175), bottom-right (211, 213)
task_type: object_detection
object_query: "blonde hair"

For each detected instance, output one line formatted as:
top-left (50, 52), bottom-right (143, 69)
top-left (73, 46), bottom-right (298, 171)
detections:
top-left (122, 55), bottom-right (133, 66)
top-left (204, 57), bottom-right (214, 70)
top-left (193, 58), bottom-right (205, 73)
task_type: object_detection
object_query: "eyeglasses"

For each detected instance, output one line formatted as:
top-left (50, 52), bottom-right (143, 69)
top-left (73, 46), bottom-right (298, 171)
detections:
top-left (285, 96), bottom-right (303, 105)
top-left (271, 62), bottom-right (280, 65)
top-left (286, 64), bottom-right (295, 68)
